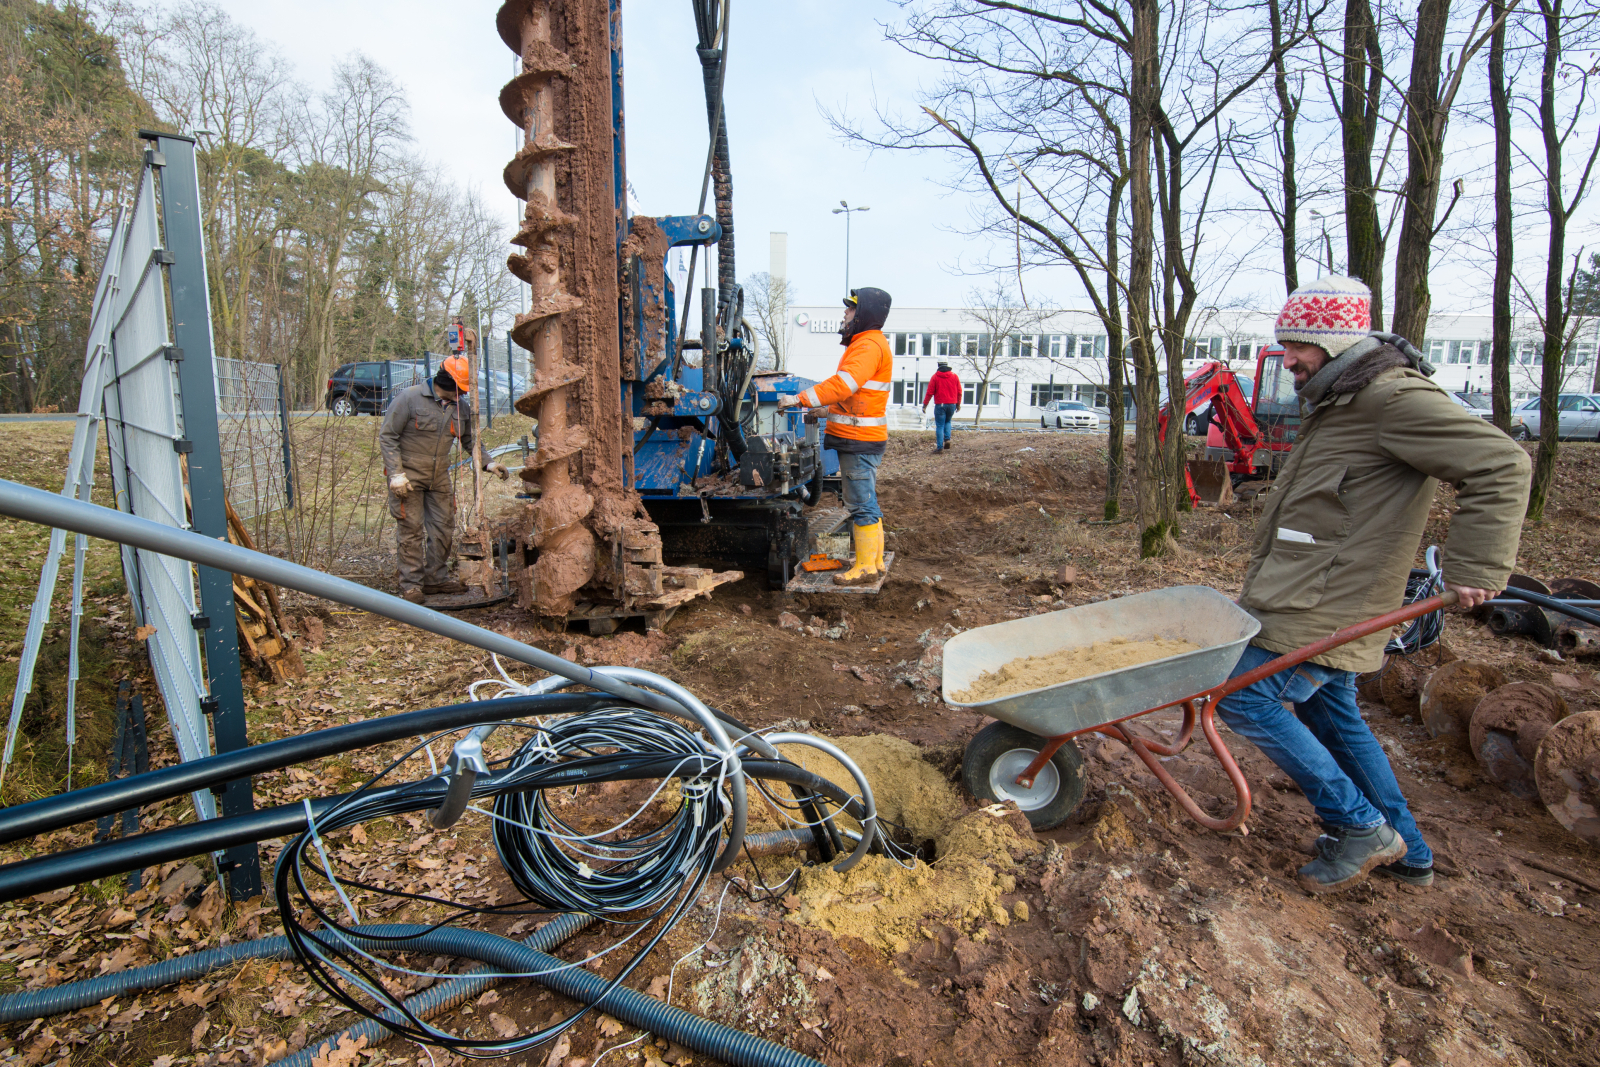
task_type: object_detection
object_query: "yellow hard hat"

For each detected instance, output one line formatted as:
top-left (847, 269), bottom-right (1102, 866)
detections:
top-left (441, 355), bottom-right (471, 394)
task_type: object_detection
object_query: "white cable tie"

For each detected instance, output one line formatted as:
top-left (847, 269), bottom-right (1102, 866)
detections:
top-left (303, 798), bottom-right (362, 926)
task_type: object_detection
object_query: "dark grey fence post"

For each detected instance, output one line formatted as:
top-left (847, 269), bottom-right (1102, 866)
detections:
top-left (148, 132), bottom-right (261, 900)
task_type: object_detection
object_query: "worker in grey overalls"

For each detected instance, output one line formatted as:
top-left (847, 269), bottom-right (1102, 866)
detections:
top-left (378, 356), bottom-right (507, 602)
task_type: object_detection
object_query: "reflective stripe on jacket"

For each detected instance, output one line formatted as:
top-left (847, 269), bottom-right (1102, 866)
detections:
top-left (799, 329), bottom-right (893, 442)
top-left (378, 383), bottom-right (475, 490)
top-left (1240, 364), bottom-right (1530, 672)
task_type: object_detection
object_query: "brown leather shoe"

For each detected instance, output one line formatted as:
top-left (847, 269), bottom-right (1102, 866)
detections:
top-left (423, 580), bottom-right (467, 595)
top-left (401, 588), bottom-right (425, 604)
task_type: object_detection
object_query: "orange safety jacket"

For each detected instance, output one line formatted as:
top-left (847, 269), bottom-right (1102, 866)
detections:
top-left (799, 329), bottom-right (893, 443)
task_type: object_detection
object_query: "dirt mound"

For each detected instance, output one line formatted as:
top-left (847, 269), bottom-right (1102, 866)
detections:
top-left (952, 635), bottom-right (1199, 703)
top-left (786, 804), bottom-right (1042, 954)
top-left (772, 732), bottom-right (965, 844)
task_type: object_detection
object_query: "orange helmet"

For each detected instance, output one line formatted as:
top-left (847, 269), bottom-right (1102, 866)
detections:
top-left (440, 355), bottom-right (471, 394)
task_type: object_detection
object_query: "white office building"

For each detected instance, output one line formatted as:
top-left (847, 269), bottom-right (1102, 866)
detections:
top-left (778, 305), bottom-right (1600, 425)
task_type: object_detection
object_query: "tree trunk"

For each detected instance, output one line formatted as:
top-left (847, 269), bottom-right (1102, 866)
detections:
top-left (1390, 0), bottom-right (1453, 348)
top-left (1342, 0), bottom-right (1386, 326)
top-left (1104, 182), bottom-right (1128, 521)
top-left (1129, 0), bottom-right (1167, 557)
top-left (1489, 0), bottom-right (1514, 434)
top-left (1528, 0), bottom-right (1565, 522)
top-left (1270, 0), bottom-right (1299, 293)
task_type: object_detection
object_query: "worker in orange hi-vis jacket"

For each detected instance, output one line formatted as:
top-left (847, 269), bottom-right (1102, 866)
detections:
top-left (778, 287), bottom-right (893, 585)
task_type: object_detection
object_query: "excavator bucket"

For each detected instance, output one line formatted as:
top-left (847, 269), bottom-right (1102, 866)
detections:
top-left (1185, 459), bottom-right (1234, 505)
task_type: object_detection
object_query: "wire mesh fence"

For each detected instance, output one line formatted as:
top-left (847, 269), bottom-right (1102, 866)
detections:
top-left (214, 356), bottom-right (292, 524)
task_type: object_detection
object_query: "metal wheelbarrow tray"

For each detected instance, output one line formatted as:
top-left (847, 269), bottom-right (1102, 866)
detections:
top-left (942, 584), bottom-right (1456, 835)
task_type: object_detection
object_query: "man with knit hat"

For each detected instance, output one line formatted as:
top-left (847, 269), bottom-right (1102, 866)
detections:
top-left (922, 361), bottom-right (962, 453)
top-left (379, 355), bottom-right (509, 603)
top-left (1218, 275), bottom-right (1530, 894)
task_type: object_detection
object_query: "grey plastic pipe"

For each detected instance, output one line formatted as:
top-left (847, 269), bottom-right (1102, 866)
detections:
top-left (0, 478), bottom-right (747, 871)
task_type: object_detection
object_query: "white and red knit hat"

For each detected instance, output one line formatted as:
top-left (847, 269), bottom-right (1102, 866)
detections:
top-left (1274, 275), bottom-right (1373, 358)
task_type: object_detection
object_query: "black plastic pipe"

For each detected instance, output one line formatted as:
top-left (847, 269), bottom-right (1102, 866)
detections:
top-left (0, 693), bottom-right (618, 847)
top-left (1490, 587), bottom-right (1600, 627)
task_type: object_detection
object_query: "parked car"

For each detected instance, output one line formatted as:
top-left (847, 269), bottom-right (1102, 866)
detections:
top-left (1513, 393), bottom-right (1600, 440)
top-left (324, 360), bottom-right (428, 416)
top-left (1040, 399), bottom-right (1102, 430)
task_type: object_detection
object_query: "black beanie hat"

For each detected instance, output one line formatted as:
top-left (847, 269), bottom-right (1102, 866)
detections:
top-left (433, 368), bottom-right (458, 394)
top-left (840, 287), bottom-right (892, 344)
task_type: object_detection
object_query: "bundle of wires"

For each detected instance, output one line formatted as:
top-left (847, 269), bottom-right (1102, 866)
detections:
top-left (273, 705), bottom-right (738, 1059)
top-left (1386, 545), bottom-right (1445, 656)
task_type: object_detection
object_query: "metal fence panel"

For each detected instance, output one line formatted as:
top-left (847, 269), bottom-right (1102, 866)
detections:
top-left (98, 167), bottom-right (218, 824)
top-left (214, 356), bottom-right (288, 521)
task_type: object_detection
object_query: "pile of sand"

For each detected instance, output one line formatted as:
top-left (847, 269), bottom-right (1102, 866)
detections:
top-left (952, 636), bottom-right (1199, 703)
top-left (786, 804), bottom-right (1043, 955)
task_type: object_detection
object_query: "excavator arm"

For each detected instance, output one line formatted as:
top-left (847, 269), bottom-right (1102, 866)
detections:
top-left (1158, 362), bottom-right (1264, 507)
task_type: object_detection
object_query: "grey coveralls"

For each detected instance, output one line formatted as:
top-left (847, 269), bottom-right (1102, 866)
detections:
top-left (378, 383), bottom-right (475, 593)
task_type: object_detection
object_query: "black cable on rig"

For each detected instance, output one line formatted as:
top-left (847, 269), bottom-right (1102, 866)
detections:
top-left (273, 711), bottom-right (739, 1059)
top-left (1388, 545), bottom-right (1445, 656)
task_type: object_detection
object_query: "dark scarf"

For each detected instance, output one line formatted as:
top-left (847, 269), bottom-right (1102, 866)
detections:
top-left (1297, 331), bottom-right (1434, 409)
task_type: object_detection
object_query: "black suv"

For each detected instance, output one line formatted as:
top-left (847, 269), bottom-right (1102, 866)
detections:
top-left (324, 361), bottom-right (427, 416)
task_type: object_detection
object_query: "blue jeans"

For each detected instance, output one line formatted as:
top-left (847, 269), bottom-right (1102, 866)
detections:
top-left (1216, 643), bottom-right (1432, 867)
top-left (837, 450), bottom-right (883, 526)
top-left (933, 404), bottom-right (957, 448)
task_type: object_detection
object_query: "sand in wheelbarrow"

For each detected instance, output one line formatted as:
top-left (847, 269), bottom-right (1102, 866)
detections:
top-left (951, 635), bottom-right (1199, 703)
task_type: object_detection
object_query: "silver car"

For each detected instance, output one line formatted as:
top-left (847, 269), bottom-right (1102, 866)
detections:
top-left (1514, 393), bottom-right (1600, 440)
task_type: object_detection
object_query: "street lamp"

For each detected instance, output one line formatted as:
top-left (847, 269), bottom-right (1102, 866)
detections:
top-left (1308, 209), bottom-right (1335, 274)
top-left (831, 200), bottom-right (870, 294)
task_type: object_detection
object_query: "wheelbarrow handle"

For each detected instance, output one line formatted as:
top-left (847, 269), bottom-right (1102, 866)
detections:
top-left (1210, 590), bottom-right (1458, 703)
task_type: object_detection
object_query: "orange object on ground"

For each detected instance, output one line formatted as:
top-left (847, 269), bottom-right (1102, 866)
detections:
top-left (800, 553), bottom-right (844, 572)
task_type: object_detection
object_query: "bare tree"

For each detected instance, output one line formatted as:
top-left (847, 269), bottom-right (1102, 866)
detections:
top-left (960, 284), bottom-right (1049, 424)
top-left (1488, 0), bottom-right (1516, 432)
top-left (1521, 0), bottom-right (1600, 520)
top-left (743, 271), bottom-right (797, 370)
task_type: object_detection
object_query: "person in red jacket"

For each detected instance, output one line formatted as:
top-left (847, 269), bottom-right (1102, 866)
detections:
top-left (922, 361), bottom-right (961, 452)
top-left (779, 287), bottom-right (893, 585)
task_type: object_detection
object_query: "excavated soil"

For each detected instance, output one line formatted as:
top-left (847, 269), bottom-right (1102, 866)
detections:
top-left (5, 429), bottom-right (1600, 1067)
top-left (952, 636), bottom-right (1200, 703)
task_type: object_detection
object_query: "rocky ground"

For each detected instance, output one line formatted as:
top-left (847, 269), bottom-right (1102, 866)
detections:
top-left (0, 425), bottom-right (1597, 1067)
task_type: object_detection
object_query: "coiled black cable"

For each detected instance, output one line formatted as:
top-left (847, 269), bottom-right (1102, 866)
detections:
top-left (273, 709), bottom-right (741, 1059)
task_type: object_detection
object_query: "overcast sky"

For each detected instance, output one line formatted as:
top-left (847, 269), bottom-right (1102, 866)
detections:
top-left (200, 0), bottom-right (1103, 313)
top-left (200, 0), bottom-right (1575, 328)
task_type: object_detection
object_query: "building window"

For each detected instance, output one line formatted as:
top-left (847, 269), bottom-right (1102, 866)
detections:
top-left (1518, 342), bottom-right (1541, 365)
top-left (1428, 339), bottom-right (1448, 365)
top-left (935, 334), bottom-right (952, 357)
top-left (1076, 336), bottom-right (1101, 360)
top-left (965, 382), bottom-right (1001, 405)
top-left (1477, 343), bottom-right (1491, 365)
top-left (892, 381), bottom-right (905, 405)
top-left (1020, 335), bottom-right (1037, 358)
top-left (1029, 383), bottom-right (1070, 406)
top-left (1567, 341), bottom-right (1594, 366)
top-left (1047, 334), bottom-right (1064, 359)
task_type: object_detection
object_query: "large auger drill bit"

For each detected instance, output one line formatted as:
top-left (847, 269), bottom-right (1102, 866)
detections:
top-left (497, 0), bottom-right (665, 618)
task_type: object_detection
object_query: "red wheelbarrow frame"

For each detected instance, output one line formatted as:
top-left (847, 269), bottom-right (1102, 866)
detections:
top-left (1009, 591), bottom-right (1459, 832)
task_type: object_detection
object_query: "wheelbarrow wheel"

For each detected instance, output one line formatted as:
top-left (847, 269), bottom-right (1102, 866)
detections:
top-left (962, 722), bottom-right (1086, 831)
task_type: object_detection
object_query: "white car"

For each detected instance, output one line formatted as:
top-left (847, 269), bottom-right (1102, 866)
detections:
top-left (1514, 393), bottom-right (1600, 440)
top-left (1040, 399), bottom-right (1102, 430)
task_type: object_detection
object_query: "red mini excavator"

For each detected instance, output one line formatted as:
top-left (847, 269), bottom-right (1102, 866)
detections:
top-left (1158, 345), bottom-right (1300, 506)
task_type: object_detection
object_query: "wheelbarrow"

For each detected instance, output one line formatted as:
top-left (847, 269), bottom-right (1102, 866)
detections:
top-left (942, 584), bottom-right (1457, 831)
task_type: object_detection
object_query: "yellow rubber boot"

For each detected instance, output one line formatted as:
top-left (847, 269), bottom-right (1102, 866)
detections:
top-left (833, 521), bottom-right (884, 586)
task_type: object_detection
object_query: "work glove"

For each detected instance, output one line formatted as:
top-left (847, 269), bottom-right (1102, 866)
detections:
top-left (389, 472), bottom-right (412, 497)
top-left (485, 462), bottom-right (509, 481)
top-left (777, 394), bottom-right (802, 411)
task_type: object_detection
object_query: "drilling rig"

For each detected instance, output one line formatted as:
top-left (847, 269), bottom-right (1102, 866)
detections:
top-left (494, 0), bottom-right (842, 630)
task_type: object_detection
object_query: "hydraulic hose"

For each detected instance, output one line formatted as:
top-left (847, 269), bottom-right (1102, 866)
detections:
top-left (0, 922), bottom-right (821, 1067)
top-left (0, 913), bottom-right (588, 1026)
top-left (274, 912), bottom-right (595, 1067)
top-left (0, 693), bottom-right (619, 847)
